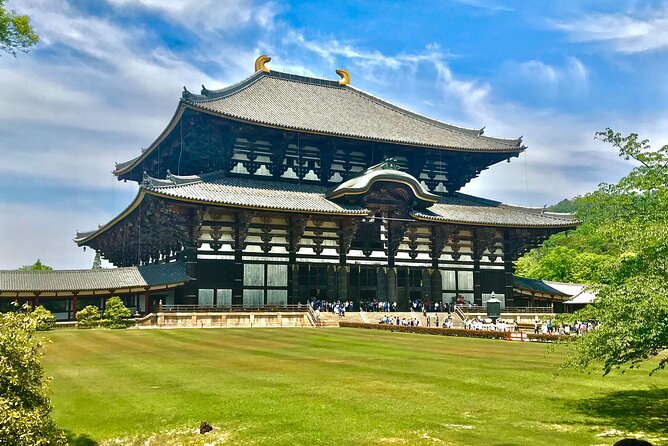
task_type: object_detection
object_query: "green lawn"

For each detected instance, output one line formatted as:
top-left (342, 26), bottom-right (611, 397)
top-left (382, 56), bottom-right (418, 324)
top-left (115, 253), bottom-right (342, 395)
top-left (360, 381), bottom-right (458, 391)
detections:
top-left (41, 328), bottom-right (668, 446)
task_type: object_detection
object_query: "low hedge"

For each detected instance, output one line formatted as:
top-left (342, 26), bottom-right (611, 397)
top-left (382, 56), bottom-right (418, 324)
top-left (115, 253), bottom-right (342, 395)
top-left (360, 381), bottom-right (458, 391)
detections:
top-left (339, 322), bottom-right (509, 340)
top-left (525, 333), bottom-right (574, 343)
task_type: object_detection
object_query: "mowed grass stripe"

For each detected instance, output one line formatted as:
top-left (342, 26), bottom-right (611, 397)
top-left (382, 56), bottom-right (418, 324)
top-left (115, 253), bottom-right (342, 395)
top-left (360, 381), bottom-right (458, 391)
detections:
top-left (41, 328), bottom-right (668, 445)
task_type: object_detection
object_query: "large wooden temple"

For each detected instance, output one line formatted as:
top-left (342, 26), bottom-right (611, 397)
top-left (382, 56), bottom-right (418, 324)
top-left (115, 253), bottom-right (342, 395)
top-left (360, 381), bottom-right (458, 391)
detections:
top-left (1, 56), bottom-right (576, 318)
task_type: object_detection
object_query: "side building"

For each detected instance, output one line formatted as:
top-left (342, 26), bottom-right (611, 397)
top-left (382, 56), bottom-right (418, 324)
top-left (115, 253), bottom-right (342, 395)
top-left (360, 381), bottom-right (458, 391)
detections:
top-left (0, 57), bottom-right (577, 319)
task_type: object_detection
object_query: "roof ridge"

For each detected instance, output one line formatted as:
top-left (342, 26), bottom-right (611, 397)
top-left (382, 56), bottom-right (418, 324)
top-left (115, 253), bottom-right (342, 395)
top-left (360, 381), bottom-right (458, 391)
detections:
top-left (183, 71), bottom-right (265, 103)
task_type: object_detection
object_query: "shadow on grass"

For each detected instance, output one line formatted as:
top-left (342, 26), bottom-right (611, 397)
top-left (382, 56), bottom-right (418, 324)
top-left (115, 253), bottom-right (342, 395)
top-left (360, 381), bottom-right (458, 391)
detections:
top-left (573, 387), bottom-right (668, 435)
top-left (64, 430), bottom-right (98, 446)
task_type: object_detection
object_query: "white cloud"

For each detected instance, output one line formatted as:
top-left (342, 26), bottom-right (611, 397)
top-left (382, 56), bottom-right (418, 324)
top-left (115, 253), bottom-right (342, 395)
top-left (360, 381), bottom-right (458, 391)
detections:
top-left (553, 4), bottom-right (668, 53)
top-left (0, 203), bottom-right (112, 270)
top-left (105, 0), bottom-right (279, 33)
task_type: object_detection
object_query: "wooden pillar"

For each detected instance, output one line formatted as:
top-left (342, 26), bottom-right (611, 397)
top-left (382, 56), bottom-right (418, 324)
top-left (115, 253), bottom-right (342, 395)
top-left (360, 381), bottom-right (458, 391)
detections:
top-left (431, 269), bottom-right (442, 304)
top-left (71, 293), bottom-right (78, 321)
top-left (473, 232), bottom-right (483, 306)
top-left (291, 265), bottom-right (300, 304)
top-left (327, 266), bottom-right (336, 301)
top-left (387, 267), bottom-right (397, 306)
top-left (377, 267), bottom-right (387, 302)
top-left (144, 289), bottom-right (150, 314)
top-left (503, 229), bottom-right (515, 307)
top-left (421, 269), bottom-right (432, 301)
top-left (337, 266), bottom-right (348, 301)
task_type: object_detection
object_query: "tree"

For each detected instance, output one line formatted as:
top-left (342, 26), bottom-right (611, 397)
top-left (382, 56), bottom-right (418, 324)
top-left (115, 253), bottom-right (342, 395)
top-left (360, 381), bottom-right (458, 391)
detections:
top-left (76, 305), bottom-right (100, 329)
top-left (103, 297), bottom-right (131, 329)
top-left (0, 0), bottom-right (38, 56)
top-left (543, 129), bottom-right (668, 374)
top-left (0, 304), bottom-right (66, 445)
top-left (33, 306), bottom-right (56, 331)
top-left (91, 252), bottom-right (102, 269)
top-left (18, 260), bottom-right (52, 271)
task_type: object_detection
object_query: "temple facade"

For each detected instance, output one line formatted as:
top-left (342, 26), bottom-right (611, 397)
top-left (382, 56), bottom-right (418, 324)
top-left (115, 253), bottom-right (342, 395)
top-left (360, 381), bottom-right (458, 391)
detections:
top-left (1, 56), bottom-right (576, 318)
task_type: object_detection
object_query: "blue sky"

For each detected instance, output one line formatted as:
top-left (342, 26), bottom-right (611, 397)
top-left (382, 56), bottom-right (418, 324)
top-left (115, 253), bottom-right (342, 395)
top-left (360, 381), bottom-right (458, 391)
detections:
top-left (1, 0), bottom-right (667, 269)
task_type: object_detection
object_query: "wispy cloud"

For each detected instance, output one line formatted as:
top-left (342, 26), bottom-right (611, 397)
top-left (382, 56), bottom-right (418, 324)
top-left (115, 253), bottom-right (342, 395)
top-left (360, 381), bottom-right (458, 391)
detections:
top-left (105, 0), bottom-right (280, 33)
top-left (553, 3), bottom-right (668, 54)
top-left (452, 0), bottom-right (514, 12)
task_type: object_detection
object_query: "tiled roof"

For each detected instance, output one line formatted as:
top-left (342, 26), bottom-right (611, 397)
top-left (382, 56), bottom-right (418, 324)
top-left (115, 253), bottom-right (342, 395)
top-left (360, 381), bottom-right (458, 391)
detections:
top-left (182, 71), bottom-right (522, 152)
top-left (0, 262), bottom-right (190, 293)
top-left (143, 172), bottom-right (369, 215)
top-left (513, 276), bottom-right (571, 296)
top-left (412, 194), bottom-right (577, 228)
top-left (77, 173), bottom-right (576, 245)
top-left (143, 173), bottom-right (574, 228)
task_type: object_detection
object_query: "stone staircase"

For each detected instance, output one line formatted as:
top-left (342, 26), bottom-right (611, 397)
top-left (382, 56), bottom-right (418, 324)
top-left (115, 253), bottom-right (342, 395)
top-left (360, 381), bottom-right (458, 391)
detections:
top-left (314, 310), bottom-right (368, 327)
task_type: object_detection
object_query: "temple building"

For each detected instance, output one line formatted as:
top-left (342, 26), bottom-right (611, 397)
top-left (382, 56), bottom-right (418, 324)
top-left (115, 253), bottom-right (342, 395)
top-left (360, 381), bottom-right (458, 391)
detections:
top-left (0, 56), bottom-right (576, 318)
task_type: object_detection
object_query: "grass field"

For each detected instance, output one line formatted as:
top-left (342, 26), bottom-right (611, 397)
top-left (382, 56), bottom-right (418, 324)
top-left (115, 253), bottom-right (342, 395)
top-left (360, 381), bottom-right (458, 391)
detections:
top-left (41, 328), bottom-right (668, 446)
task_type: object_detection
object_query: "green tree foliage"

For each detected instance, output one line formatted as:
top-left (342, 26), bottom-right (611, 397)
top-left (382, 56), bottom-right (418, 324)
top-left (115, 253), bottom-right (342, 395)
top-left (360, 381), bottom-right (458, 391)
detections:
top-left (76, 305), bottom-right (100, 329)
top-left (18, 259), bottom-right (53, 271)
top-left (103, 297), bottom-right (131, 329)
top-left (91, 252), bottom-right (102, 269)
top-left (0, 0), bottom-right (38, 56)
top-left (546, 198), bottom-right (579, 213)
top-left (520, 129), bottom-right (668, 373)
top-left (33, 306), bottom-right (56, 331)
top-left (0, 304), bottom-right (66, 445)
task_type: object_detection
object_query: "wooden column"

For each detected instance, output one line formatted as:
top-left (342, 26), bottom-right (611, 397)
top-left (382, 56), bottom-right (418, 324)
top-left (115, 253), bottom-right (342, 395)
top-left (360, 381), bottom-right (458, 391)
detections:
top-left (337, 266), bottom-right (348, 301)
top-left (472, 230), bottom-right (483, 306)
top-left (503, 229), bottom-right (515, 307)
top-left (386, 267), bottom-right (398, 306)
top-left (71, 293), bottom-right (78, 321)
top-left (431, 269), bottom-right (442, 304)
top-left (421, 269), bottom-right (432, 301)
top-left (144, 289), bottom-right (150, 314)
top-left (377, 267), bottom-right (387, 302)
top-left (291, 265), bottom-right (300, 303)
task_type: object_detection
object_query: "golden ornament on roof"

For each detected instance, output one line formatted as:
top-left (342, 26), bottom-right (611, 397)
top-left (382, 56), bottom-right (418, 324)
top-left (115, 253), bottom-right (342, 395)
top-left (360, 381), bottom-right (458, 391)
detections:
top-left (336, 68), bottom-right (350, 85)
top-left (254, 55), bottom-right (271, 73)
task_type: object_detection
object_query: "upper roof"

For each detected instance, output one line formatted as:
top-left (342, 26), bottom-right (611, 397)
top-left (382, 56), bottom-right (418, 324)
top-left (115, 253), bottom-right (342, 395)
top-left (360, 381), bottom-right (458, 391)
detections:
top-left (0, 262), bottom-right (191, 293)
top-left (183, 70), bottom-right (523, 151)
top-left (114, 68), bottom-right (524, 176)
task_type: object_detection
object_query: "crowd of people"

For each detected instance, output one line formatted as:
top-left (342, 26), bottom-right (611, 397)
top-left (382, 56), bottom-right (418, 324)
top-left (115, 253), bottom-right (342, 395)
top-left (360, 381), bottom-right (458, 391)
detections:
top-left (310, 298), bottom-right (598, 336)
top-left (377, 313), bottom-right (455, 328)
top-left (532, 318), bottom-right (599, 335)
top-left (310, 300), bottom-right (354, 317)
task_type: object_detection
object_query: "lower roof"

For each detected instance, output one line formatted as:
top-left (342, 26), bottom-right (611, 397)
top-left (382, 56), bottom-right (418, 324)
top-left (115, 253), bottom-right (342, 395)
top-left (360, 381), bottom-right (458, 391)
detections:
top-left (76, 171), bottom-right (576, 245)
top-left (0, 262), bottom-right (191, 294)
top-left (513, 276), bottom-right (571, 297)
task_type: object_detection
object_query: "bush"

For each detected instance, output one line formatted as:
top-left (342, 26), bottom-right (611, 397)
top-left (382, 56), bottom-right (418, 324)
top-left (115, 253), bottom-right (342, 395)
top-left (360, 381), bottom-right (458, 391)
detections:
top-left (339, 322), bottom-right (510, 340)
top-left (103, 296), bottom-right (131, 329)
top-left (76, 305), bottom-right (101, 329)
top-left (0, 304), bottom-right (66, 445)
top-left (33, 305), bottom-right (56, 331)
top-left (525, 333), bottom-right (574, 343)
